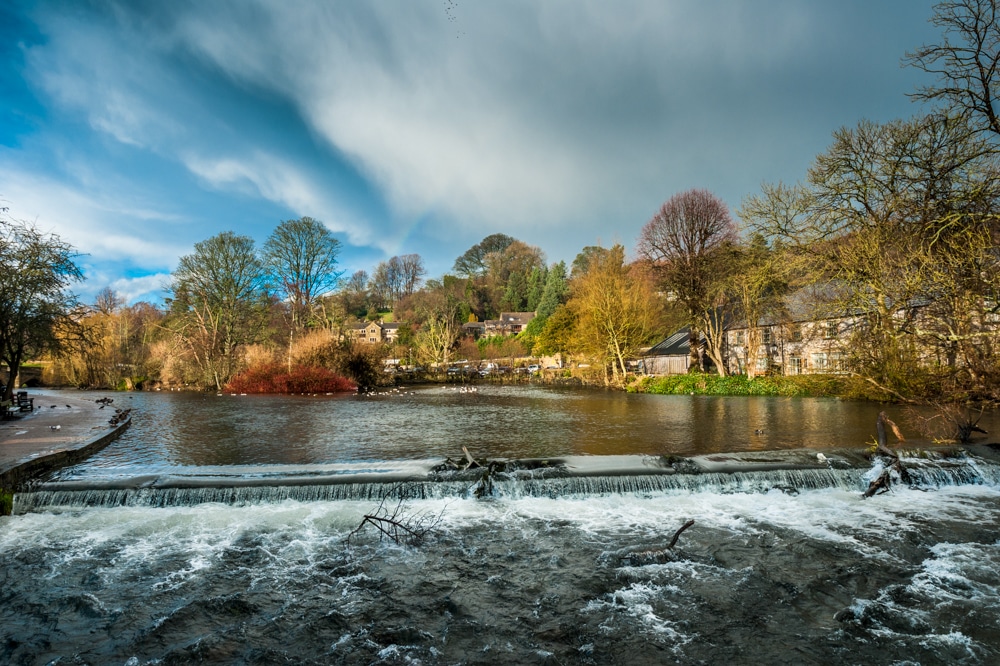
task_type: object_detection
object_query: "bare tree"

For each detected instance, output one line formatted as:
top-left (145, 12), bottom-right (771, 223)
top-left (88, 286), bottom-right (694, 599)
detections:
top-left (396, 253), bottom-right (427, 299)
top-left (263, 217), bottom-right (344, 328)
top-left (907, 0), bottom-right (1000, 139)
top-left (170, 232), bottom-right (269, 390)
top-left (637, 189), bottom-right (737, 374)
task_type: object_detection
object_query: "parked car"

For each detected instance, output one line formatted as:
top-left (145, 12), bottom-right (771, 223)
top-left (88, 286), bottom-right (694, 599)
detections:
top-left (527, 364), bottom-right (541, 373)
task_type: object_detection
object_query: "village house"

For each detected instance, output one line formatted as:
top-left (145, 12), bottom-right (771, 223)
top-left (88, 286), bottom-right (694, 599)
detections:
top-left (642, 289), bottom-right (858, 377)
top-left (484, 312), bottom-right (535, 336)
top-left (350, 320), bottom-right (401, 344)
top-left (462, 312), bottom-right (536, 339)
top-left (724, 315), bottom-right (854, 376)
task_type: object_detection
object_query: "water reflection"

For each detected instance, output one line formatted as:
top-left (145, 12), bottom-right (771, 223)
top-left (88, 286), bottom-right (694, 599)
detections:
top-left (43, 386), bottom-right (999, 477)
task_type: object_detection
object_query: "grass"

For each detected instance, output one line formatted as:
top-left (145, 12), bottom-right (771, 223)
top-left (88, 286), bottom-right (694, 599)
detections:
top-left (627, 373), bottom-right (855, 398)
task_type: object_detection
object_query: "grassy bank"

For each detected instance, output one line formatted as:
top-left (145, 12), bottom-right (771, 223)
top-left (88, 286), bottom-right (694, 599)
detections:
top-left (627, 373), bottom-right (862, 398)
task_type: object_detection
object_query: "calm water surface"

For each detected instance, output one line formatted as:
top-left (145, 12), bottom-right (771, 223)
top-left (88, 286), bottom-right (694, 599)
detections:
top-left (53, 384), bottom-right (992, 474)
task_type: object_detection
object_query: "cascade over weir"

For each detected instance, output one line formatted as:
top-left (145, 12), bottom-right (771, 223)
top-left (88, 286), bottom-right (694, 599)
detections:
top-left (15, 445), bottom-right (1000, 512)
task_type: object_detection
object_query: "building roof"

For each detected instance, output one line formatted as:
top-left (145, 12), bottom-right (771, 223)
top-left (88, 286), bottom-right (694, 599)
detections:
top-left (644, 328), bottom-right (705, 357)
top-left (497, 312), bottom-right (536, 324)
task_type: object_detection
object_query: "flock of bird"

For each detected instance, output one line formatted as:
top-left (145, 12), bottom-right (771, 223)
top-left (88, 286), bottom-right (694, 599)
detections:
top-left (40, 396), bottom-right (130, 431)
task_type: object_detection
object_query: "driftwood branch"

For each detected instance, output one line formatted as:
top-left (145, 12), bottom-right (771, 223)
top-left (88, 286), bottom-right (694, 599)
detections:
top-left (667, 519), bottom-right (695, 549)
top-left (462, 446), bottom-right (481, 470)
top-left (348, 484), bottom-right (443, 546)
top-left (619, 519), bottom-right (696, 566)
top-left (864, 412), bottom-right (911, 498)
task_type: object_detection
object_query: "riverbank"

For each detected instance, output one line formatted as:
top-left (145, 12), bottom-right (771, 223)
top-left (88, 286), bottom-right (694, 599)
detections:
top-left (626, 373), bottom-right (862, 398)
top-left (0, 392), bottom-right (131, 513)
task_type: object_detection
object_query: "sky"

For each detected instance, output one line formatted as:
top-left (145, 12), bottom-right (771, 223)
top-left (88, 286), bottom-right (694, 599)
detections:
top-left (1, 0), bottom-right (942, 305)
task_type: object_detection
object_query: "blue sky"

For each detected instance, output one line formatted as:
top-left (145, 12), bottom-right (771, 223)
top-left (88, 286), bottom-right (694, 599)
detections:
top-left (1, 0), bottom-right (940, 305)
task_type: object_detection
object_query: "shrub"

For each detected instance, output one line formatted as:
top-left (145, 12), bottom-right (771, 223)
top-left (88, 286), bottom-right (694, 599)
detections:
top-left (226, 363), bottom-right (356, 394)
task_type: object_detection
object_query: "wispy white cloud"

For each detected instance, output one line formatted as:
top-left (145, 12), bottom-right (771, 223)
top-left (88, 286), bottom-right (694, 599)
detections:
top-left (0, 162), bottom-right (189, 266)
top-left (7, 0), bottom-right (936, 281)
top-left (181, 151), bottom-right (383, 249)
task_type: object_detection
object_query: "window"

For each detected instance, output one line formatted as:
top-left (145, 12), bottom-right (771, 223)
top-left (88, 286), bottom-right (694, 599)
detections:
top-left (831, 352), bottom-right (848, 372)
top-left (811, 353), bottom-right (828, 371)
top-left (735, 331), bottom-right (745, 345)
top-left (762, 328), bottom-right (773, 344)
top-left (788, 324), bottom-right (803, 342)
top-left (756, 356), bottom-right (769, 372)
top-left (825, 322), bottom-right (839, 339)
top-left (789, 356), bottom-right (803, 375)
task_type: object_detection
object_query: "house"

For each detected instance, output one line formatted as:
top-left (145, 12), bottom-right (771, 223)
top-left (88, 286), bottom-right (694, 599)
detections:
top-left (351, 320), bottom-right (401, 344)
top-left (640, 327), bottom-right (710, 375)
top-left (462, 321), bottom-right (486, 338)
top-left (483, 312), bottom-right (536, 336)
top-left (725, 316), bottom-right (854, 376)
top-left (724, 287), bottom-right (858, 376)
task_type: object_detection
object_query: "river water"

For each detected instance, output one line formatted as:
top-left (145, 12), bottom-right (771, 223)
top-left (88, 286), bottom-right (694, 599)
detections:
top-left (3, 386), bottom-right (1000, 664)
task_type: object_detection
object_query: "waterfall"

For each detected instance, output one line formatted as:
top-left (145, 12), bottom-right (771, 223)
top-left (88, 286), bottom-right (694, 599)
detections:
top-left (14, 453), bottom-right (1000, 513)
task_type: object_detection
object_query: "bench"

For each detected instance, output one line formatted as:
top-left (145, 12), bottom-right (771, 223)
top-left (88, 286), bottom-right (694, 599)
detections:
top-left (15, 391), bottom-right (33, 412)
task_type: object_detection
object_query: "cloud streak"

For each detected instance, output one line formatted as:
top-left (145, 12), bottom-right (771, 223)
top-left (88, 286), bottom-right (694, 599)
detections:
top-left (3, 0), bottom-right (939, 294)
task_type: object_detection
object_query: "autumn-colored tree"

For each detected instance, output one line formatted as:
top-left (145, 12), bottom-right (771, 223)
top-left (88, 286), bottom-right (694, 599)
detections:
top-left (638, 189), bottom-right (737, 374)
top-left (80, 288), bottom-right (163, 388)
top-left (569, 244), bottom-right (661, 384)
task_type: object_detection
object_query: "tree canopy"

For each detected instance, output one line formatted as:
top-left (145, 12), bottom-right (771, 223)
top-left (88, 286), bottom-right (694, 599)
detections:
top-left (0, 216), bottom-right (82, 400)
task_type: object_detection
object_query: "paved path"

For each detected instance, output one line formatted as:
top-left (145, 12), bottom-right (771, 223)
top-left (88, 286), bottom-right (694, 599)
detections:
top-left (0, 392), bottom-right (130, 489)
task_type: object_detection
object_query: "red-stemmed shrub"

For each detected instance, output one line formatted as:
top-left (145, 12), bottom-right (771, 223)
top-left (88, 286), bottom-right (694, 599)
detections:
top-left (226, 363), bottom-right (356, 394)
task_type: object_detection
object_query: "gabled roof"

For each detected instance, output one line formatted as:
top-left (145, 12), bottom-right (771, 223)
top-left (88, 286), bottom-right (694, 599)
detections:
top-left (644, 327), bottom-right (705, 357)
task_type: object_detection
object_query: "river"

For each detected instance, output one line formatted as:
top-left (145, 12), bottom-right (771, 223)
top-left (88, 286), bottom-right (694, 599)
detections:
top-left (2, 386), bottom-right (999, 664)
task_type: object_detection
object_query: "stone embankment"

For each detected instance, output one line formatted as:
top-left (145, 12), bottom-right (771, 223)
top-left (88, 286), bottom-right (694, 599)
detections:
top-left (0, 393), bottom-right (131, 508)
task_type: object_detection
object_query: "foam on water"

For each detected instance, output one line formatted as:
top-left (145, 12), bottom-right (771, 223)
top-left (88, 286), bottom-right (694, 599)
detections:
top-left (3, 474), bottom-right (1000, 663)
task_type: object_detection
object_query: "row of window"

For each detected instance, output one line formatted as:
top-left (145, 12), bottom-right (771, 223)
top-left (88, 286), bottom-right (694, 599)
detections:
top-left (732, 321), bottom-right (843, 346)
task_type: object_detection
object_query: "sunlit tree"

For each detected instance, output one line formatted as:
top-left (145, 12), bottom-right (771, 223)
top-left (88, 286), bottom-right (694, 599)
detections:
top-left (0, 216), bottom-right (82, 399)
top-left (170, 231), bottom-right (270, 390)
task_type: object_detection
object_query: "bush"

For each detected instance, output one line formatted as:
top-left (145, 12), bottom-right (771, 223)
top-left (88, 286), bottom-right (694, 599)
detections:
top-left (226, 363), bottom-right (356, 394)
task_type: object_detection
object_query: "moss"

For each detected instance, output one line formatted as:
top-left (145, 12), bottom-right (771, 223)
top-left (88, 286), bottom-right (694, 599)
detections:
top-left (0, 489), bottom-right (12, 516)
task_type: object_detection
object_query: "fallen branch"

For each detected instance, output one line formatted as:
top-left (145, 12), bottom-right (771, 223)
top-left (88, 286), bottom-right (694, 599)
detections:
top-left (462, 446), bottom-right (481, 470)
top-left (347, 484), bottom-right (443, 546)
top-left (667, 519), bottom-right (695, 550)
top-left (864, 412), bottom-right (911, 498)
top-left (619, 519), bottom-right (696, 566)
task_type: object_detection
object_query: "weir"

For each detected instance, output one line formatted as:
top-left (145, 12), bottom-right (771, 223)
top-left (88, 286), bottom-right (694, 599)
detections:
top-left (13, 448), bottom-right (1000, 512)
